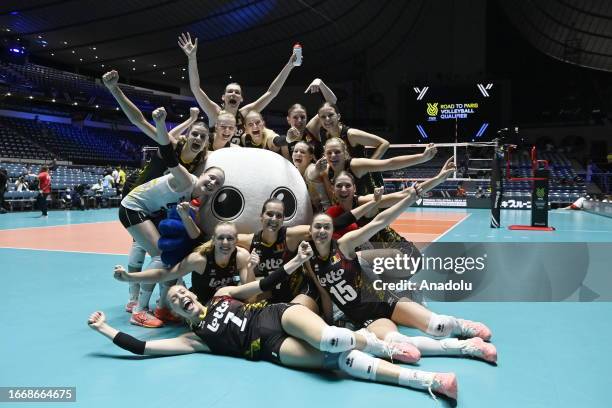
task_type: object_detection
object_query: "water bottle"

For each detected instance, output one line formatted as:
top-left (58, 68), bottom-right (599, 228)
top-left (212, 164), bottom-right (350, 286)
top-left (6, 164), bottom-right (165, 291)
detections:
top-left (293, 43), bottom-right (302, 66)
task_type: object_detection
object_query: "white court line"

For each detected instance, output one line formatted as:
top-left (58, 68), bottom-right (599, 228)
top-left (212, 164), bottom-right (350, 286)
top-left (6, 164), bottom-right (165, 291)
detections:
top-left (0, 220), bottom-right (119, 232)
top-left (552, 230), bottom-right (612, 234)
top-left (0, 246), bottom-right (127, 256)
top-left (431, 213), bottom-right (472, 243)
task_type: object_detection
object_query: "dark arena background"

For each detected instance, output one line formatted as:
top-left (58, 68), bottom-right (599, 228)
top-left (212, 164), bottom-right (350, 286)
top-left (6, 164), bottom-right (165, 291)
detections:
top-left (1, 1), bottom-right (611, 407)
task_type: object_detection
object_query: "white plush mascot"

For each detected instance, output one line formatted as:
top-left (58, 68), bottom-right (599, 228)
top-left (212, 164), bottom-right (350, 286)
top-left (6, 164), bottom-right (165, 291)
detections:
top-left (199, 148), bottom-right (313, 235)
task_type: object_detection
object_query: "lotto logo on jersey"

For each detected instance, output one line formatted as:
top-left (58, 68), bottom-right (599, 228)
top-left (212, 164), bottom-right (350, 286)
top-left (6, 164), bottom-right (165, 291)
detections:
top-left (206, 300), bottom-right (230, 332)
top-left (258, 258), bottom-right (283, 273)
top-left (317, 269), bottom-right (345, 287)
top-left (208, 276), bottom-right (235, 288)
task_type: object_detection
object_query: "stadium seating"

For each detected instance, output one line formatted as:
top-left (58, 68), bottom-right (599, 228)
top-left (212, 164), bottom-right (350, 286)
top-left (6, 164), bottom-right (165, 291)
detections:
top-left (0, 116), bottom-right (144, 165)
top-left (0, 62), bottom-right (192, 114)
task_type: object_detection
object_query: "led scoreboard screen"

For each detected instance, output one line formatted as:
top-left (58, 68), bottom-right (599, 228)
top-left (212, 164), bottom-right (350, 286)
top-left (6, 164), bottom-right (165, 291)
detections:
top-left (408, 83), bottom-right (501, 142)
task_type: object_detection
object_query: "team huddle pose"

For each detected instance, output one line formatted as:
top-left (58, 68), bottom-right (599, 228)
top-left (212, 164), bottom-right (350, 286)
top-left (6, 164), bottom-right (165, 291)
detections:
top-left (89, 33), bottom-right (497, 402)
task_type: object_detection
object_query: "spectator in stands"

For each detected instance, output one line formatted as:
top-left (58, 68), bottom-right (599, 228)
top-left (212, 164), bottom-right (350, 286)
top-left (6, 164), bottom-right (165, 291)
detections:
top-left (117, 167), bottom-right (126, 196)
top-left (102, 173), bottom-right (114, 189)
top-left (0, 167), bottom-right (8, 214)
top-left (15, 176), bottom-right (29, 192)
top-left (586, 160), bottom-right (599, 183)
top-left (91, 179), bottom-right (103, 192)
top-left (91, 179), bottom-right (103, 205)
top-left (20, 165), bottom-right (31, 177)
top-left (112, 167), bottom-right (119, 185)
top-left (22, 166), bottom-right (37, 184)
top-left (59, 188), bottom-right (72, 210)
top-left (48, 157), bottom-right (58, 171)
top-left (179, 32), bottom-right (299, 145)
top-left (71, 185), bottom-right (86, 211)
top-left (456, 182), bottom-right (466, 198)
top-left (37, 165), bottom-right (51, 217)
top-left (90, 179), bottom-right (104, 208)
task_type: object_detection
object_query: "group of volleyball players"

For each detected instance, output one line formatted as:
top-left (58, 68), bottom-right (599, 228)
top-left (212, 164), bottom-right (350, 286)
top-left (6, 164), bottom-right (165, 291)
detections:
top-left (89, 32), bottom-right (497, 401)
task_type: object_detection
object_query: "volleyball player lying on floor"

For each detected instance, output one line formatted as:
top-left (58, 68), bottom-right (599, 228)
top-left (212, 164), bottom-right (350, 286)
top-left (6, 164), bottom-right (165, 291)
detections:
top-left (91, 242), bottom-right (458, 400)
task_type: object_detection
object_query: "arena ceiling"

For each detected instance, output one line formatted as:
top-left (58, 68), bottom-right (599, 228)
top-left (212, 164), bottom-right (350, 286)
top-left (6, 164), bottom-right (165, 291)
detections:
top-left (0, 0), bottom-right (428, 88)
top-left (498, 0), bottom-right (612, 73)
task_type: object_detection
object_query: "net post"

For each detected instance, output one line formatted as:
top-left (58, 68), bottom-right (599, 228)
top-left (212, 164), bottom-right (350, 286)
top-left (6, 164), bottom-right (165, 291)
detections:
top-left (490, 144), bottom-right (503, 228)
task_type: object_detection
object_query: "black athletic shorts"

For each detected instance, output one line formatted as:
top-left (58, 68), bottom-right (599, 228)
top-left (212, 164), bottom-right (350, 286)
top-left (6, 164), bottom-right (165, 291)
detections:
top-left (269, 273), bottom-right (319, 304)
top-left (252, 303), bottom-right (298, 364)
top-left (118, 205), bottom-right (151, 228)
top-left (343, 292), bottom-right (400, 329)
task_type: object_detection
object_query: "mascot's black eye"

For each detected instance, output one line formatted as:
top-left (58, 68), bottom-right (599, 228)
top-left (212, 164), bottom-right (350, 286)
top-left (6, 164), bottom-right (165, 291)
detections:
top-left (212, 187), bottom-right (245, 220)
top-left (270, 187), bottom-right (297, 220)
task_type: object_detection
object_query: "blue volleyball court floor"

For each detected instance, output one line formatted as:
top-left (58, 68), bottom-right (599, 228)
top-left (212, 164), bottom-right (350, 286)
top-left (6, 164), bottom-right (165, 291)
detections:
top-left (1, 208), bottom-right (610, 407)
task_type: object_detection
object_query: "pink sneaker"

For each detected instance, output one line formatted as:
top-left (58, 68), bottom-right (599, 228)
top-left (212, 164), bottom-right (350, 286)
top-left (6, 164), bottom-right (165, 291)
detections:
top-left (431, 373), bottom-right (458, 400)
top-left (462, 337), bottom-right (497, 363)
top-left (356, 329), bottom-right (421, 363)
top-left (458, 319), bottom-right (492, 341)
top-left (130, 310), bottom-right (164, 328)
top-left (386, 342), bottom-right (421, 364)
top-left (125, 300), bottom-right (137, 313)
